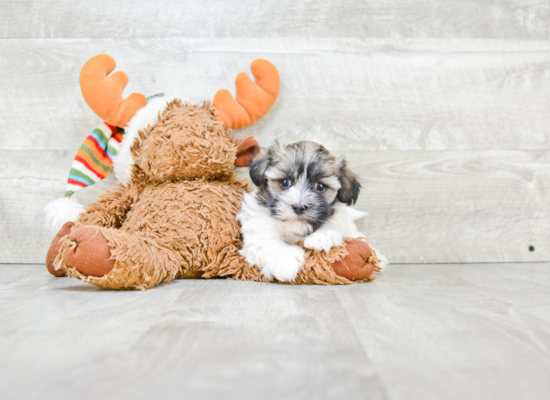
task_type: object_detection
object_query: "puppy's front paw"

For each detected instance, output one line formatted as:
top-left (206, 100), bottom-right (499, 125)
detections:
top-left (304, 229), bottom-right (343, 253)
top-left (262, 246), bottom-right (305, 282)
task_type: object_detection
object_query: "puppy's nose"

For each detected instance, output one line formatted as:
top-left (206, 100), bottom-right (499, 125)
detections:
top-left (292, 204), bottom-right (308, 215)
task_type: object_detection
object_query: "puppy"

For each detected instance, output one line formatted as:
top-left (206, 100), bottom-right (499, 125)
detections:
top-left (237, 141), bottom-right (388, 282)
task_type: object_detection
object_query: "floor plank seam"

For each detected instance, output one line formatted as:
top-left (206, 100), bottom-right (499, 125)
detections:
top-left (333, 289), bottom-right (391, 400)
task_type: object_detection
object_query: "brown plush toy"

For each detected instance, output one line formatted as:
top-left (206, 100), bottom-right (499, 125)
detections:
top-left (44, 54), bottom-right (381, 290)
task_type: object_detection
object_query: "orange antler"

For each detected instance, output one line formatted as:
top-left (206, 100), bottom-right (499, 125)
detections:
top-left (213, 59), bottom-right (280, 130)
top-left (79, 54), bottom-right (147, 128)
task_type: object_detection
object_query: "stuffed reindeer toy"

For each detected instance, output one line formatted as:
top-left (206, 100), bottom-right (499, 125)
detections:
top-left (45, 54), bottom-right (381, 290)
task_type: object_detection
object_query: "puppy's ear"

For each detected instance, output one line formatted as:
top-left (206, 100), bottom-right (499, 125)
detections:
top-left (249, 151), bottom-right (270, 187)
top-left (336, 158), bottom-right (361, 206)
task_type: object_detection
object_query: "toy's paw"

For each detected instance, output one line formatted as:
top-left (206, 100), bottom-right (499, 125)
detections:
top-left (64, 227), bottom-right (115, 277)
top-left (331, 239), bottom-right (375, 281)
top-left (261, 246), bottom-right (305, 282)
top-left (46, 221), bottom-right (75, 277)
top-left (304, 228), bottom-right (343, 253)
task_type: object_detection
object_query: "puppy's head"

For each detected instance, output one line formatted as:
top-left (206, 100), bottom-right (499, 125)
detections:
top-left (249, 141), bottom-right (361, 236)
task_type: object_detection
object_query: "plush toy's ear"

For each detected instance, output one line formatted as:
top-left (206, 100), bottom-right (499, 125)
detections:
top-left (336, 158), bottom-right (361, 206)
top-left (235, 137), bottom-right (260, 167)
top-left (213, 59), bottom-right (280, 130)
top-left (249, 151), bottom-right (270, 187)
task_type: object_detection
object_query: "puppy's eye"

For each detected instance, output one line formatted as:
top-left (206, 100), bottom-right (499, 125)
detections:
top-left (315, 182), bottom-right (326, 192)
top-left (281, 179), bottom-right (292, 189)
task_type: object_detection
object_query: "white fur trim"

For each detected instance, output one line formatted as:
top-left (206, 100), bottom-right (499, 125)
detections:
top-left (44, 197), bottom-right (84, 235)
top-left (113, 95), bottom-right (187, 184)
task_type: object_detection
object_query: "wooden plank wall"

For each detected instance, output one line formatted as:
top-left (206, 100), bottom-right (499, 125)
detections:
top-left (0, 1), bottom-right (548, 264)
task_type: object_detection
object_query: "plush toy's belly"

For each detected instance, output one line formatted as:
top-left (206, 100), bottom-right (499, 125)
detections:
top-left (121, 179), bottom-right (247, 270)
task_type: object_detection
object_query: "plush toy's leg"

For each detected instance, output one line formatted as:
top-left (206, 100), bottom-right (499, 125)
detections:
top-left (200, 244), bottom-right (268, 282)
top-left (296, 238), bottom-right (381, 285)
top-left (61, 226), bottom-right (116, 277)
top-left (46, 221), bottom-right (75, 277)
top-left (55, 226), bottom-right (182, 290)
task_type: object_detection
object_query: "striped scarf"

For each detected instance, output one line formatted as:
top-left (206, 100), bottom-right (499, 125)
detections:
top-left (64, 123), bottom-right (124, 197)
top-left (63, 93), bottom-right (164, 198)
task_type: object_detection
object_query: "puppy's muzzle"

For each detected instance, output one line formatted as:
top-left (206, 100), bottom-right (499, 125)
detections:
top-left (292, 204), bottom-right (309, 215)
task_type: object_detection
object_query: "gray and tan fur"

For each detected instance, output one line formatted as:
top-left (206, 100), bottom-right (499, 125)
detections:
top-left (249, 140), bottom-right (361, 236)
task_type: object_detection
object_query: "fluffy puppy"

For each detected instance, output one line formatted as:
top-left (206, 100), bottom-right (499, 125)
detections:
top-left (237, 141), bottom-right (388, 282)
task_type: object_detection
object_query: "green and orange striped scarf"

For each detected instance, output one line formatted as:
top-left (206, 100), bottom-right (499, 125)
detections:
top-left (63, 93), bottom-right (164, 198)
top-left (64, 122), bottom-right (124, 197)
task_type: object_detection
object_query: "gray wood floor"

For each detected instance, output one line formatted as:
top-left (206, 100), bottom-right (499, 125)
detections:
top-left (1, 263), bottom-right (550, 400)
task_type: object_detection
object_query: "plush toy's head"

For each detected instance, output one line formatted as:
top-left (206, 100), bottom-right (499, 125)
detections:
top-left (130, 100), bottom-right (259, 182)
top-left (45, 54), bottom-right (280, 234)
top-left (81, 54), bottom-right (279, 184)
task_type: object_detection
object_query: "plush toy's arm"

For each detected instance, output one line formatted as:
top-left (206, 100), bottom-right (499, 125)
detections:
top-left (299, 205), bottom-right (385, 284)
top-left (77, 182), bottom-right (141, 228)
top-left (297, 238), bottom-right (381, 285)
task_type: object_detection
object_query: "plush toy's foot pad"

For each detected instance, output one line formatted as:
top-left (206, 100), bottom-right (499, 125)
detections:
top-left (46, 221), bottom-right (75, 277)
top-left (332, 239), bottom-right (375, 281)
top-left (64, 227), bottom-right (115, 277)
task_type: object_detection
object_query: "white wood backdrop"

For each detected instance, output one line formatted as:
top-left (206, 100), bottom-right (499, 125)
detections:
top-left (0, 1), bottom-right (549, 264)
top-left (1, 0), bottom-right (548, 39)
